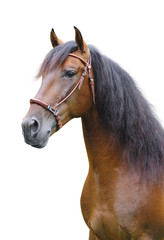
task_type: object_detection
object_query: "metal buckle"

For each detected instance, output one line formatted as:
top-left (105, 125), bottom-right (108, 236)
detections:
top-left (47, 104), bottom-right (52, 111)
top-left (47, 105), bottom-right (59, 116)
top-left (87, 64), bottom-right (91, 70)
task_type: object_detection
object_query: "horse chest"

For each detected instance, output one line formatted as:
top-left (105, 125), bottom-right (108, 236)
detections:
top-left (81, 172), bottom-right (155, 240)
top-left (81, 174), bottom-right (132, 239)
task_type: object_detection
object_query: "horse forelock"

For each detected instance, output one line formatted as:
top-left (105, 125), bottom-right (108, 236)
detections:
top-left (36, 41), bottom-right (78, 78)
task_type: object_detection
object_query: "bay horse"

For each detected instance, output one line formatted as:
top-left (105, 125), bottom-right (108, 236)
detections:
top-left (22, 27), bottom-right (164, 240)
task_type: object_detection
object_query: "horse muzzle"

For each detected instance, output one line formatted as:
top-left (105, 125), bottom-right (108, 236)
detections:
top-left (21, 116), bottom-right (56, 148)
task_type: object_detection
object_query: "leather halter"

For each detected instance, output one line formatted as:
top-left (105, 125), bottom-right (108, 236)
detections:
top-left (30, 52), bottom-right (95, 130)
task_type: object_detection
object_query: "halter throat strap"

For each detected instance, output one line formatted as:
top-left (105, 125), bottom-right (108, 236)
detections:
top-left (30, 52), bottom-right (95, 130)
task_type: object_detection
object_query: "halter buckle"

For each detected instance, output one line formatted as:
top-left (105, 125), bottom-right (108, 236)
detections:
top-left (47, 105), bottom-right (59, 116)
top-left (87, 64), bottom-right (91, 70)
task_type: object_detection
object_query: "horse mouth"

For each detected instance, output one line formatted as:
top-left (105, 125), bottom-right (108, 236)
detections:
top-left (23, 133), bottom-right (49, 148)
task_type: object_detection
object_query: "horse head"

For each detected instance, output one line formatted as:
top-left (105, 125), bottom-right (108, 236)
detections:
top-left (22, 27), bottom-right (94, 148)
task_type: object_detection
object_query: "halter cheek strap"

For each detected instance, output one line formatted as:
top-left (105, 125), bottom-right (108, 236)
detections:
top-left (30, 52), bottom-right (95, 130)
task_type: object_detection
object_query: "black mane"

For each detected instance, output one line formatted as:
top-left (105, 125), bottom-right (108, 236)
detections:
top-left (90, 45), bottom-right (164, 183)
top-left (38, 41), bottom-right (164, 183)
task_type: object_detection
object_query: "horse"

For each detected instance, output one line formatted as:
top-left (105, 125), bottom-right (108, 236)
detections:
top-left (22, 27), bottom-right (164, 240)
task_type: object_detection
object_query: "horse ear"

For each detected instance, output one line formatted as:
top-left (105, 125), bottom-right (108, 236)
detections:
top-left (50, 28), bottom-right (63, 47)
top-left (74, 26), bottom-right (88, 53)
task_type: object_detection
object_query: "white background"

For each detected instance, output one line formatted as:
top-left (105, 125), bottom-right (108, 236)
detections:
top-left (0, 0), bottom-right (164, 239)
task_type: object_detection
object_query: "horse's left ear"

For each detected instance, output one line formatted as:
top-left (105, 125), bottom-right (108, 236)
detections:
top-left (50, 29), bottom-right (63, 47)
top-left (74, 26), bottom-right (88, 53)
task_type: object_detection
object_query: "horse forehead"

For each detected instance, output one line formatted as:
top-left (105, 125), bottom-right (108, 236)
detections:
top-left (63, 55), bottom-right (85, 68)
top-left (64, 50), bottom-right (89, 67)
top-left (42, 70), bottom-right (60, 84)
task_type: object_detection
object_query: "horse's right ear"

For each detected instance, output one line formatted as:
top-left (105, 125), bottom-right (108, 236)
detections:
top-left (74, 26), bottom-right (88, 53)
top-left (50, 29), bottom-right (63, 47)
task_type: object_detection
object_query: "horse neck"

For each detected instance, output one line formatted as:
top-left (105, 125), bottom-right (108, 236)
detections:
top-left (81, 105), bottom-right (122, 174)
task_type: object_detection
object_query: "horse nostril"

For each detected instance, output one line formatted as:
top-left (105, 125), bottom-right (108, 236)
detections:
top-left (29, 118), bottom-right (40, 135)
top-left (47, 130), bottom-right (51, 136)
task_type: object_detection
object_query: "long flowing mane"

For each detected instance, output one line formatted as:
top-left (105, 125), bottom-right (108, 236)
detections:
top-left (38, 41), bottom-right (164, 183)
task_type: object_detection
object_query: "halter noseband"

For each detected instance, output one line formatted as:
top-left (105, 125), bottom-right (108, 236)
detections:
top-left (30, 52), bottom-right (95, 130)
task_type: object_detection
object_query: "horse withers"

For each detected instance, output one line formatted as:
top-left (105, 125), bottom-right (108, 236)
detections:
top-left (22, 27), bottom-right (164, 240)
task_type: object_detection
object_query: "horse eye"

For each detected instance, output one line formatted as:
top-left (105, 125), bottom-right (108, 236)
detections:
top-left (64, 70), bottom-right (77, 78)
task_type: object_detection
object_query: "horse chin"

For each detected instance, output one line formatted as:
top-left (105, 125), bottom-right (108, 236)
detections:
top-left (31, 139), bottom-right (49, 149)
top-left (23, 135), bottom-right (49, 149)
